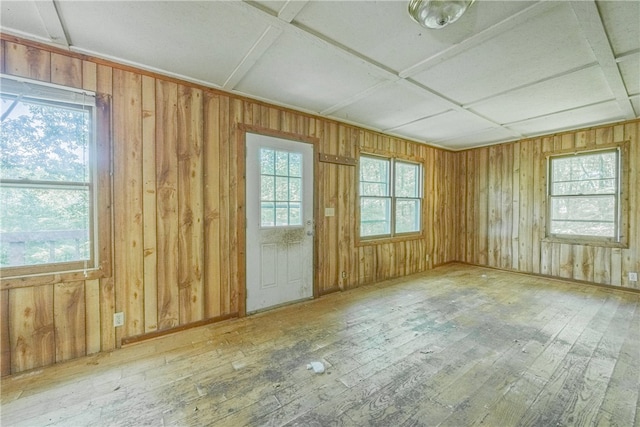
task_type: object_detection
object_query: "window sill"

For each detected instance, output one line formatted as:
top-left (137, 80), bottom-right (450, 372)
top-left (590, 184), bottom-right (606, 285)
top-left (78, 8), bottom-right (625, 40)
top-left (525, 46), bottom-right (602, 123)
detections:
top-left (542, 236), bottom-right (628, 249)
top-left (357, 232), bottom-right (424, 247)
top-left (0, 264), bottom-right (109, 290)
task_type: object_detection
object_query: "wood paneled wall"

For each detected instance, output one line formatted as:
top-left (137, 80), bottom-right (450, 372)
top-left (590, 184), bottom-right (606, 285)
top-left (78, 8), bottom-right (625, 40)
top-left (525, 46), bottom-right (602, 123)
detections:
top-left (2, 36), bottom-right (636, 377)
top-left (456, 121), bottom-right (639, 289)
top-left (0, 37), bottom-right (458, 376)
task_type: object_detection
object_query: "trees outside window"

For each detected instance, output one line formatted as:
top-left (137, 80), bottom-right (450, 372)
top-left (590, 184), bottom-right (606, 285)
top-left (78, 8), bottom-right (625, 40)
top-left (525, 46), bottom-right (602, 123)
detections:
top-left (547, 148), bottom-right (621, 242)
top-left (1, 77), bottom-right (102, 277)
top-left (359, 155), bottom-right (422, 239)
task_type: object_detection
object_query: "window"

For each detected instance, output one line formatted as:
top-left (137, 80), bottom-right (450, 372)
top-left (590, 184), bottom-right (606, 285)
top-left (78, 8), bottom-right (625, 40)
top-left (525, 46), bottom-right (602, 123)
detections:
top-left (260, 148), bottom-right (303, 227)
top-left (547, 148), bottom-right (620, 242)
top-left (359, 155), bottom-right (422, 238)
top-left (1, 75), bottom-right (108, 279)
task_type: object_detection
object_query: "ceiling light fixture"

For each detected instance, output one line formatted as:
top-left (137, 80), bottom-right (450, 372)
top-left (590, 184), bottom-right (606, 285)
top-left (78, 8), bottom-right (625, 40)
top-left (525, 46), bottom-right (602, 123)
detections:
top-left (408, 0), bottom-right (476, 29)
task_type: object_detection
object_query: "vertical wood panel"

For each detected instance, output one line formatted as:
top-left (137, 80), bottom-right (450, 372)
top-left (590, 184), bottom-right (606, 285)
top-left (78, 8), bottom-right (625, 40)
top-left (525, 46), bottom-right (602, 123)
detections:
top-left (519, 141), bottom-right (533, 272)
top-left (229, 99), bottom-right (243, 313)
top-left (142, 75), bottom-right (158, 333)
top-left (218, 96), bottom-right (231, 314)
top-left (500, 144), bottom-right (513, 269)
top-left (156, 80), bottom-right (179, 330)
top-left (4, 42), bottom-right (50, 80)
top-left (177, 85), bottom-right (204, 324)
top-left (100, 277), bottom-right (116, 352)
top-left (621, 122), bottom-right (638, 288)
top-left (85, 279), bottom-right (101, 355)
top-left (54, 282), bottom-right (85, 362)
top-left (1, 290), bottom-right (10, 376)
top-left (82, 60), bottom-right (97, 92)
top-left (0, 40), bottom-right (6, 74)
top-left (203, 93), bottom-right (222, 318)
top-left (50, 52), bottom-right (82, 88)
top-left (9, 286), bottom-right (54, 372)
top-left (112, 69), bottom-right (144, 339)
top-left (477, 148), bottom-right (489, 265)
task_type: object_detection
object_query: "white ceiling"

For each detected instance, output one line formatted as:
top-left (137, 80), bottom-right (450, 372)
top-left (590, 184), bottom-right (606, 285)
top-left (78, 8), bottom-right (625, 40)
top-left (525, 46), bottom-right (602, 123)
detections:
top-left (1, 0), bottom-right (638, 149)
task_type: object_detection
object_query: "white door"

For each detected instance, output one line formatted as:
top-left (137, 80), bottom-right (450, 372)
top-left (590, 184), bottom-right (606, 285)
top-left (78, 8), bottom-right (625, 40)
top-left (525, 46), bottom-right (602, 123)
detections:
top-left (245, 133), bottom-right (314, 313)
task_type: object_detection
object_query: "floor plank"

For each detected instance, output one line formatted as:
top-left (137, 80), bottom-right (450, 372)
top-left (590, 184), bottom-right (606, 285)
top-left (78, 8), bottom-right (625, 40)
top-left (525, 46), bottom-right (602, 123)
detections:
top-left (1, 263), bottom-right (639, 426)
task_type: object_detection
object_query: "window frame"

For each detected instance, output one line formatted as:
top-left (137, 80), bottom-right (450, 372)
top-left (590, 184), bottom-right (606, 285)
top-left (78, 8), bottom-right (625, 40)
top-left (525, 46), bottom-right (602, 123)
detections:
top-left (0, 75), bottom-right (112, 285)
top-left (358, 153), bottom-right (423, 241)
top-left (258, 147), bottom-right (304, 228)
top-left (544, 143), bottom-right (629, 248)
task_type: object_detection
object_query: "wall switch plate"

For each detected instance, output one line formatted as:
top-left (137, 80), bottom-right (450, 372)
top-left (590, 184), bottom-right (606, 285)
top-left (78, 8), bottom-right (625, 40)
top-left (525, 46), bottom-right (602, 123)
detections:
top-left (113, 312), bottom-right (124, 327)
top-left (325, 207), bottom-right (335, 217)
top-left (630, 272), bottom-right (638, 282)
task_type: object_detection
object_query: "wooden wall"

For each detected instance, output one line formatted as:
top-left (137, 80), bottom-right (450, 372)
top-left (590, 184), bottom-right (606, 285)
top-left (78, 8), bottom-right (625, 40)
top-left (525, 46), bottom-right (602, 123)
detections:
top-left (2, 35), bottom-right (636, 377)
top-left (456, 121), bottom-right (639, 289)
top-left (0, 37), bottom-right (458, 376)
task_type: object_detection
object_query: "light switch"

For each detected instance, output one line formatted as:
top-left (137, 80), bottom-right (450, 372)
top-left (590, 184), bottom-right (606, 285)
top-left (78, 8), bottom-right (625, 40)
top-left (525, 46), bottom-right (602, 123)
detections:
top-left (325, 207), bottom-right (335, 217)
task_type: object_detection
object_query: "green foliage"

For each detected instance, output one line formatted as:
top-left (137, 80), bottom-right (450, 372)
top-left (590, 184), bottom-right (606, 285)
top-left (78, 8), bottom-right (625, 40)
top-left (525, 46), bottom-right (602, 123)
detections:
top-left (0, 98), bottom-right (91, 267)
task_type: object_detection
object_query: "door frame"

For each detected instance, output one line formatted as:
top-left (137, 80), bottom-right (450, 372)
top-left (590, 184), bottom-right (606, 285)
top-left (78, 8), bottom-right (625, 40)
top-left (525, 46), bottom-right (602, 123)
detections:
top-left (237, 124), bottom-right (319, 317)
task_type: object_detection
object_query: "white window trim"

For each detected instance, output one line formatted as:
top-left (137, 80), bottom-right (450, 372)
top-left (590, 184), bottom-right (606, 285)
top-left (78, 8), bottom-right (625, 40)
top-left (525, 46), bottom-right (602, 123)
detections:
top-left (546, 147), bottom-right (621, 244)
top-left (0, 74), bottom-right (101, 278)
top-left (359, 154), bottom-right (423, 240)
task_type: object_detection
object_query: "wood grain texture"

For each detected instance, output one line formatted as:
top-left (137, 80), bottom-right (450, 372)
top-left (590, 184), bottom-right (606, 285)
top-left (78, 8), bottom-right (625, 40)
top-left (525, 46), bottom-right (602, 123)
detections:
top-left (8, 286), bottom-right (54, 372)
top-left (1, 37), bottom-right (637, 377)
top-left (1, 265), bottom-right (638, 426)
top-left (459, 120), bottom-right (639, 289)
top-left (155, 80), bottom-right (179, 330)
top-left (1, 290), bottom-right (10, 376)
top-left (142, 75), bottom-right (158, 333)
top-left (177, 85), bottom-right (204, 324)
top-left (112, 69), bottom-right (144, 339)
top-left (53, 282), bottom-right (85, 363)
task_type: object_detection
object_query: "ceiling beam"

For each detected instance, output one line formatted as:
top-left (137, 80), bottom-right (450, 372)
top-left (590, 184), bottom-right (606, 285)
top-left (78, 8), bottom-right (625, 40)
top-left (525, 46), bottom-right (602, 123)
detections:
top-left (223, 26), bottom-right (283, 90)
top-left (277, 0), bottom-right (310, 23)
top-left (233, 1), bottom-right (522, 140)
top-left (34, 0), bottom-right (69, 47)
top-left (571, 1), bottom-right (636, 119)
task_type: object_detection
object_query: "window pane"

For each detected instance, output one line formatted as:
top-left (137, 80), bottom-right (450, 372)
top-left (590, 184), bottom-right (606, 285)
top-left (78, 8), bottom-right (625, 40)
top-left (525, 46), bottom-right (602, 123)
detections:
top-left (289, 202), bottom-right (301, 226)
top-left (275, 203), bottom-right (289, 226)
top-left (551, 152), bottom-right (617, 196)
top-left (260, 175), bottom-right (274, 201)
top-left (0, 187), bottom-right (90, 267)
top-left (0, 98), bottom-right (90, 183)
top-left (289, 153), bottom-right (302, 177)
top-left (260, 149), bottom-right (275, 175)
top-left (395, 162), bottom-right (420, 198)
top-left (260, 149), bottom-right (305, 227)
top-left (289, 177), bottom-right (302, 202)
top-left (550, 196), bottom-right (615, 237)
top-left (275, 151), bottom-right (289, 176)
top-left (275, 176), bottom-right (289, 201)
top-left (261, 202), bottom-right (275, 227)
top-left (396, 199), bottom-right (421, 233)
top-left (360, 197), bottom-right (391, 237)
top-left (360, 157), bottom-right (389, 196)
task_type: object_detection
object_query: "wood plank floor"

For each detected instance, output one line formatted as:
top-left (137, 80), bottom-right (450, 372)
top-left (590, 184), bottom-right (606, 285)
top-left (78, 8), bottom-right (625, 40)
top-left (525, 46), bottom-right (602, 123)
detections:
top-left (2, 263), bottom-right (639, 426)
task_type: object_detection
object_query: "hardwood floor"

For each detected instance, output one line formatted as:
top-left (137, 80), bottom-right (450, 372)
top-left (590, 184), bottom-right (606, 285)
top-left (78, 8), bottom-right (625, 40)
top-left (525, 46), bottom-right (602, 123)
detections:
top-left (2, 263), bottom-right (639, 426)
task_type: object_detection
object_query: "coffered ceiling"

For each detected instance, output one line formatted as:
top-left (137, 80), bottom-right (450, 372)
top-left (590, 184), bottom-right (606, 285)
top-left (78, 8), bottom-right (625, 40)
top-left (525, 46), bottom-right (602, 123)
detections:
top-left (2, 1), bottom-right (638, 149)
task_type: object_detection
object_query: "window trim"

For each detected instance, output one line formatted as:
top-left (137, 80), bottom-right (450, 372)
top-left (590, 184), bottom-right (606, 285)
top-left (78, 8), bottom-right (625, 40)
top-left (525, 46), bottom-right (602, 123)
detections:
top-left (358, 153), bottom-right (423, 242)
top-left (544, 142), bottom-right (629, 248)
top-left (0, 75), bottom-right (112, 287)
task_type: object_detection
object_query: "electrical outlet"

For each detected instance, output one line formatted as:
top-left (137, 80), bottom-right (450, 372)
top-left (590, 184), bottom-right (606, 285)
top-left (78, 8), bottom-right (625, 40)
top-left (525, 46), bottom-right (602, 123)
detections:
top-left (341, 271), bottom-right (347, 279)
top-left (113, 312), bottom-right (124, 327)
top-left (629, 272), bottom-right (638, 282)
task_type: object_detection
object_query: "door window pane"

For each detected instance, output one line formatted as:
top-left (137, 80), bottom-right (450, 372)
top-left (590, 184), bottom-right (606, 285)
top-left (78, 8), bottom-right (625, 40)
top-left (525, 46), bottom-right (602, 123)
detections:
top-left (259, 148), bottom-right (304, 227)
